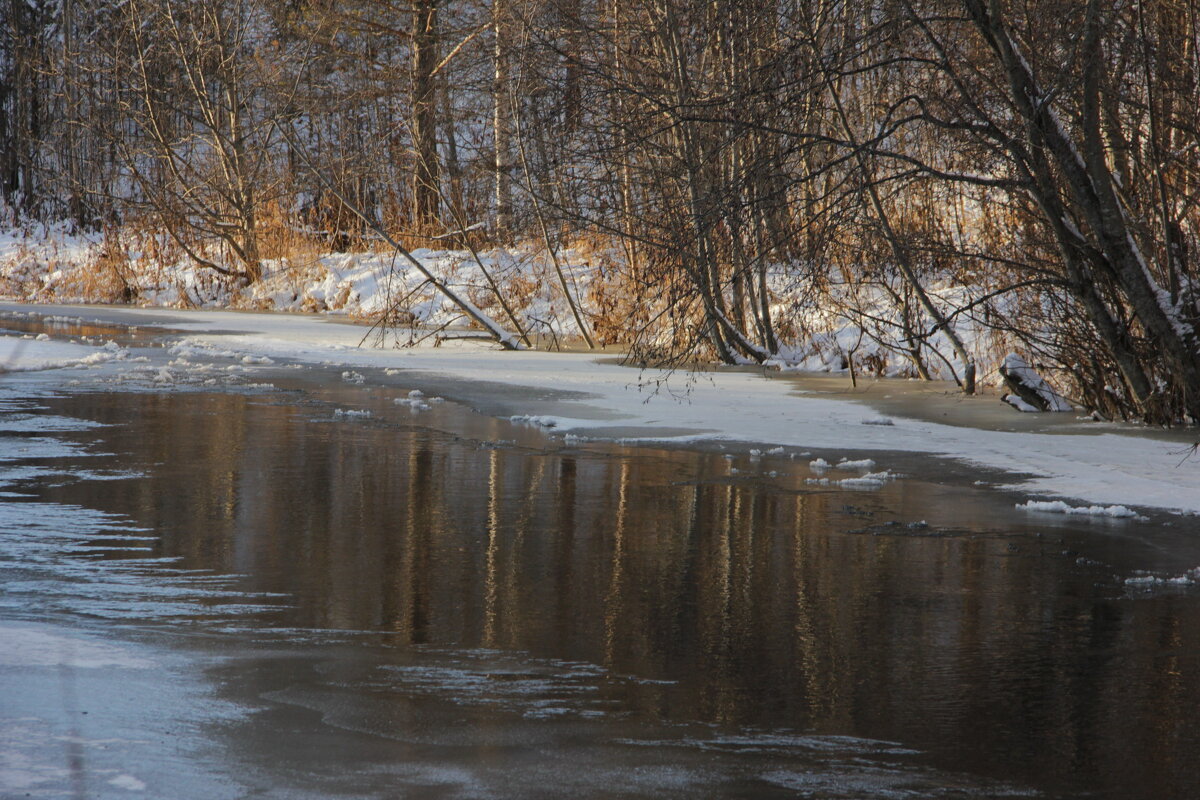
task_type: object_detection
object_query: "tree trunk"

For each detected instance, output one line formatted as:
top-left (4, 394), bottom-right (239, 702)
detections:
top-left (412, 0), bottom-right (440, 228)
top-left (492, 0), bottom-right (513, 239)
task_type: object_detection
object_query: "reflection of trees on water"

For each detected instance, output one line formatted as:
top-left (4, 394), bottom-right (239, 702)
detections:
top-left (41, 389), bottom-right (1200, 798)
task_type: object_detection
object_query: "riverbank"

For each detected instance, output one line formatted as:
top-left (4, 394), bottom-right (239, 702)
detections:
top-left (2, 301), bottom-right (1196, 515)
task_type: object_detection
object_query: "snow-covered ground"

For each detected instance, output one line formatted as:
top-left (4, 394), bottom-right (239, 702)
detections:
top-left (0, 223), bottom-right (1018, 384)
top-left (3, 303), bottom-right (1196, 515)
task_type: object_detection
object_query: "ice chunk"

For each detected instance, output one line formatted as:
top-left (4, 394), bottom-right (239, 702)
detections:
top-left (108, 775), bottom-right (147, 791)
top-left (1125, 566), bottom-right (1200, 587)
top-left (1002, 394), bottom-right (1039, 413)
top-left (1017, 499), bottom-right (1145, 520)
top-left (395, 397), bottom-right (430, 411)
top-left (837, 470), bottom-right (895, 488)
top-left (511, 414), bottom-right (557, 428)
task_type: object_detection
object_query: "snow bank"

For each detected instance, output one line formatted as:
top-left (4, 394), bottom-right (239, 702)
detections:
top-left (0, 222), bottom-right (1034, 382)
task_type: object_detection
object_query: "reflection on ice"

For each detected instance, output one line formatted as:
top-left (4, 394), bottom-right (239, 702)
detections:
top-left (762, 766), bottom-right (1039, 799)
top-left (246, 640), bottom-right (1036, 799)
top-left (622, 732), bottom-right (920, 756)
top-left (380, 650), bottom-right (614, 720)
top-left (0, 413), bottom-right (107, 433)
top-left (0, 624), bottom-right (156, 669)
top-left (0, 494), bottom-right (290, 623)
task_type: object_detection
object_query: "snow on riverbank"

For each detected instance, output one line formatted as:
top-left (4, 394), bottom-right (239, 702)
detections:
top-left (2, 304), bottom-right (1198, 515)
top-left (1, 223), bottom-right (1014, 384)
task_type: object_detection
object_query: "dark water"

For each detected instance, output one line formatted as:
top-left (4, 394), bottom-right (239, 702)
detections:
top-left (2, 352), bottom-right (1200, 798)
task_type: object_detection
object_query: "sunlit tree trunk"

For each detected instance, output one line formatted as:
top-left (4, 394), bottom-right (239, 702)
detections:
top-left (411, 0), bottom-right (441, 229)
top-left (493, 0), bottom-right (513, 238)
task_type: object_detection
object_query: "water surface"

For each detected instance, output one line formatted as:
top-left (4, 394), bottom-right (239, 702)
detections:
top-left (2, 329), bottom-right (1199, 799)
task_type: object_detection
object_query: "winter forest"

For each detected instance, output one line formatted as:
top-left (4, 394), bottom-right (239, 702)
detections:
top-left (3, 0), bottom-right (1200, 425)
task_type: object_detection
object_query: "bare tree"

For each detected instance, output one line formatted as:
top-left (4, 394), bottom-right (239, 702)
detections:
top-left (493, 0), bottom-right (513, 237)
top-left (87, 0), bottom-right (286, 283)
top-left (412, 0), bottom-right (442, 229)
top-left (885, 0), bottom-right (1200, 421)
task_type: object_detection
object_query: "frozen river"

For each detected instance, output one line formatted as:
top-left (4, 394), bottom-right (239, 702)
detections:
top-left (2, 313), bottom-right (1200, 798)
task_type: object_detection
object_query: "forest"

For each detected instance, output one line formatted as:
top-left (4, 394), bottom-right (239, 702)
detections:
top-left (2, 0), bottom-right (1199, 425)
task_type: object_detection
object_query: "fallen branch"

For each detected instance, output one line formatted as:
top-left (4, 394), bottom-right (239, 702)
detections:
top-left (280, 122), bottom-right (525, 350)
